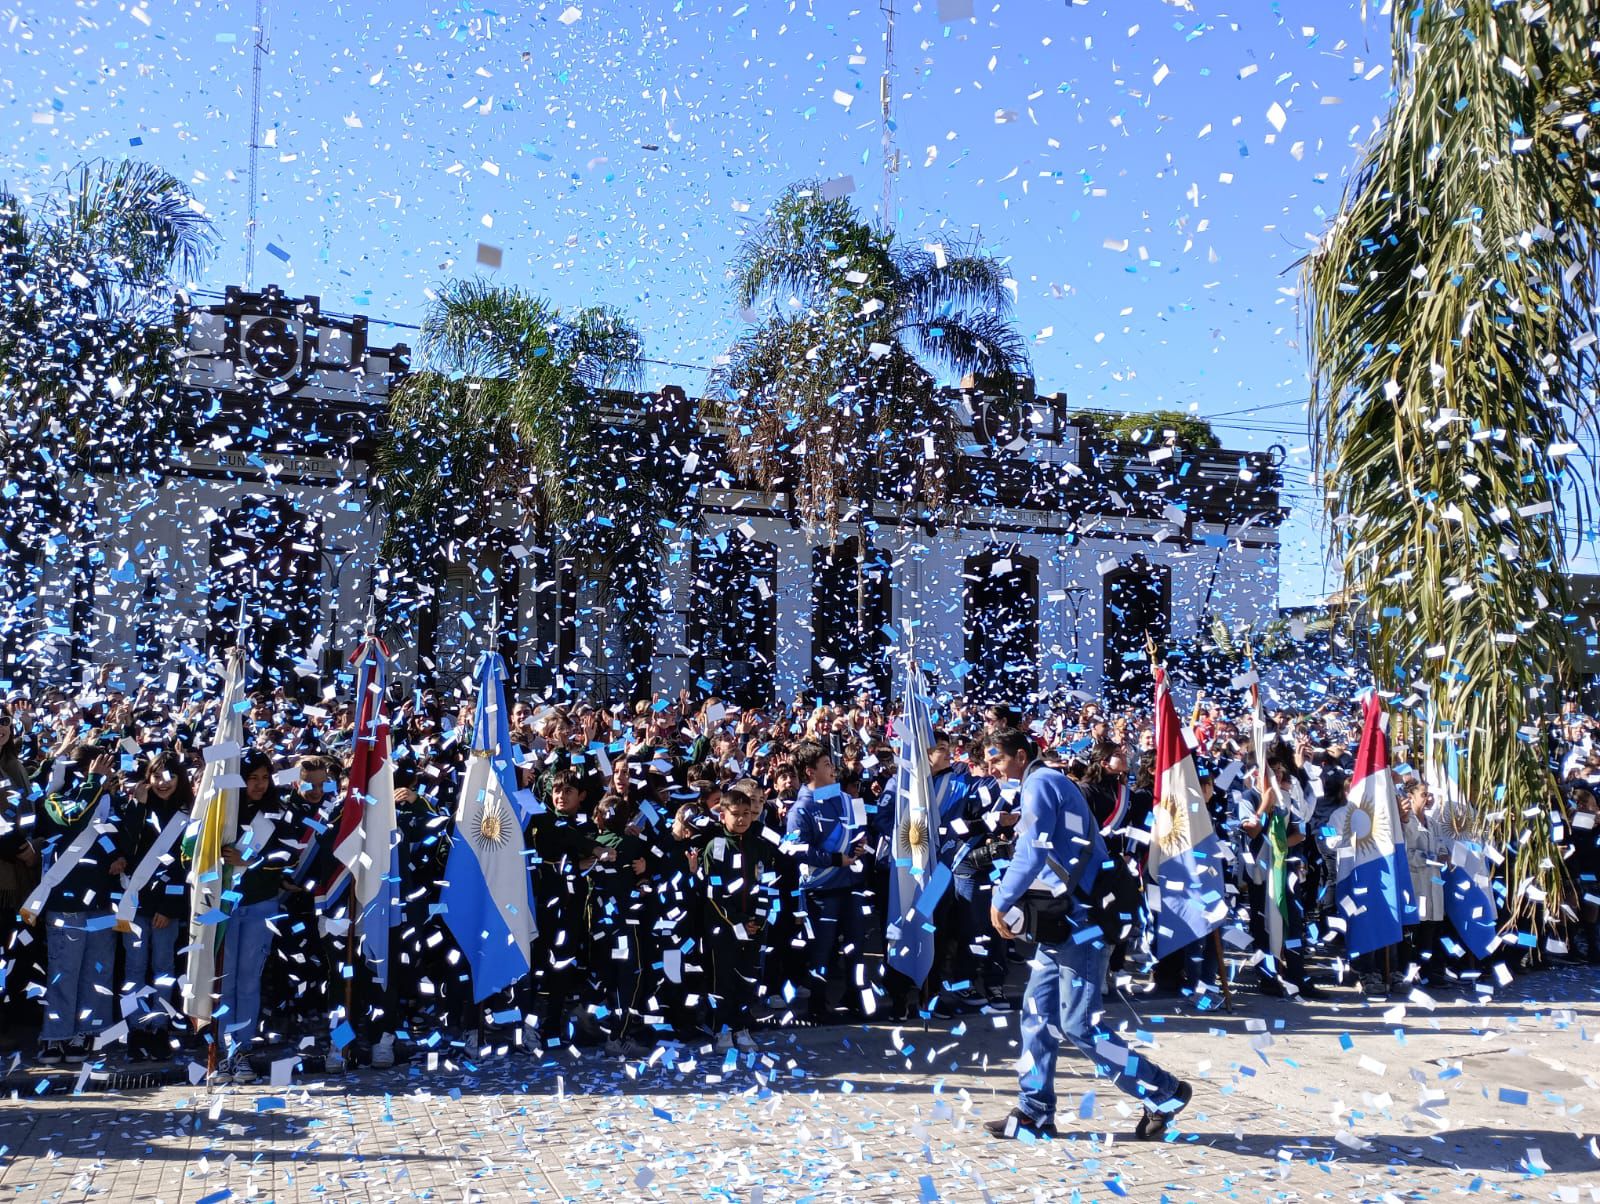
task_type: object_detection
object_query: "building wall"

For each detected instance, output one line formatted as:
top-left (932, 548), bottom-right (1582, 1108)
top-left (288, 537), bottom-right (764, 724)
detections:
top-left (78, 462), bottom-right (379, 698)
top-left (12, 288), bottom-right (1283, 706)
top-left (681, 495), bottom-right (1279, 706)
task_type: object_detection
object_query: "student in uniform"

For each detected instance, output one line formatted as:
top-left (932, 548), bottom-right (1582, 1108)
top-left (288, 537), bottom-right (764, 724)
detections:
top-left (698, 783), bottom-right (776, 1050)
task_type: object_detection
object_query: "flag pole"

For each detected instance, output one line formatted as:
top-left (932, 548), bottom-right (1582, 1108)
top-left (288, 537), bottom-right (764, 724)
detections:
top-left (340, 631), bottom-right (369, 1070)
top-left (208, 609), bottom-right (249, 1082)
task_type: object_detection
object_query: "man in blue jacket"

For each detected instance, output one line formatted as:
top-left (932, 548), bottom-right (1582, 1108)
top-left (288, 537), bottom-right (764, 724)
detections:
top-left (783, 740), bottom-right (868, 1022)
top-left (981, 726), bottom-right (1192, 1141)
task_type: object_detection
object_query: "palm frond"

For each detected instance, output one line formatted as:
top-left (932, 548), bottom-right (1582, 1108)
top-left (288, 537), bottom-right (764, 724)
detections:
top-left (560, 304), bottom-right (645, 391)
top-left (419, 277), bottom-right (560, 377)
top-left (893, 244), bottom-right (1015, 319)
top-left (901, 307), bottom-right (1031, 385)
top-left (733, 179), bottom-right (892, 309)
top-left (1302, 2), bottom-right (1600, 922)
top-left (57, 159), bottom-right (216, 292)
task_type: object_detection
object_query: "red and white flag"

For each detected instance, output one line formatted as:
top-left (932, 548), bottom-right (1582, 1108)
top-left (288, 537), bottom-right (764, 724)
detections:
top-left (321, 636), bottom-right (399, 985)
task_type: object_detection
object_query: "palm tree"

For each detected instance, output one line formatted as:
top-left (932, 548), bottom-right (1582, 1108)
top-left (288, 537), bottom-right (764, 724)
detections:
top-left (709, 180), bottom-right (1029, 695)
top-left (0, 159), bottom-right (215, 675)
top-left (376, 278), bottom-right (656, 693)
top-left (1301, 4), bottom-right (1600, 919)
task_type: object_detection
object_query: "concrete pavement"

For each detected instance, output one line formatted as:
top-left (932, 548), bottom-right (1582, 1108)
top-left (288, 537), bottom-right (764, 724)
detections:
top-left (2, 965), bottom-right (1597, 1202)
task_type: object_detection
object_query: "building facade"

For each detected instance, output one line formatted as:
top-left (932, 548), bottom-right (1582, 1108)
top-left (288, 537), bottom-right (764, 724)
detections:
top-left (56, 287), bottom-right (1283, 708)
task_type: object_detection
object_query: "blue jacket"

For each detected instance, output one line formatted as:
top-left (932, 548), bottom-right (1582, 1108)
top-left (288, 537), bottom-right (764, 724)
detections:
top-left (993, 762), bottom-right (1103, 920)
top-left (784, 783), bottom-right (855, 894)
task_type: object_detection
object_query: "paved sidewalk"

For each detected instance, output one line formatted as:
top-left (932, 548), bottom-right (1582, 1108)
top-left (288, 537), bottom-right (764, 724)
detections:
top-left (2, 968), bottom-right (1597, 1203)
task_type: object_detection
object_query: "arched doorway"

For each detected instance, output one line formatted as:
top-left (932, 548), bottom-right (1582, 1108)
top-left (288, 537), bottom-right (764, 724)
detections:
top-left (689, 530), bottom-right (777, 708)
top-left (962, 546), bottom-right (1039, 705)
top-left (810, 536), bottom-right (892, 702)
top-left (208, 495), bottom-right (322, 688)
top-left (1102, 556), bottom-right (1171, 708)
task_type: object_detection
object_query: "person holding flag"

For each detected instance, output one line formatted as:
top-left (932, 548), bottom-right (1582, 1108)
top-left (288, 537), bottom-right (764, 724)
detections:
top-left (1327, 691), bottom-right (1415, 995)
top-left (1144, 665), bottom-right (1228, 1002)
top-left (314, 634), bottom-right (402, 1070)
top-left (1425, 724), bottom-right (1500, 969)
top-left (439, 646), bottom-right (537, 1024)
top-left (1238, 659), bottom-right (1318, 998)
top-left (784, 739), bottom-right (870, 1023)
top-left (934, 729), bottom-right (1016, 1012)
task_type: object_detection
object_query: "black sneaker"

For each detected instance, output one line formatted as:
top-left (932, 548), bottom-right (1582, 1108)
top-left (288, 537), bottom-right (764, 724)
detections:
top-left (1134, 1081), bottom-right (1193, 1141)
top-left (985, 986), bottom-right (1012, 1012)
top-left (949, 986), bottom-right (983, 1011)
top-left (125, 1032), bottom-right (154, 1063)
top-left (36, 1040), bottom-right (65, 1066)
top-left (984, 1108), bottom-right (1057, 1140)
top-left (62, 1038), bottom-right (89, 1064)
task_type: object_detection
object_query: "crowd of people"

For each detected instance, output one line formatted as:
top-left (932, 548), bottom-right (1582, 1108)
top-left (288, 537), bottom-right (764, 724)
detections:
top-left (1, 661), bottom-right (1597, 1088)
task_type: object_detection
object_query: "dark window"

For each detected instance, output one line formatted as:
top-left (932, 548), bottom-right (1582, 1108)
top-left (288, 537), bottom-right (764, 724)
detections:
top-left (962, 546), bottom-right (1039, 705)
top-left (1101, 557), bottom-right (1171, 708)
top-left (810, 536), bottom-right (892, 702)
top-left (208, 495), bottom-right (322, 689)
top-left (690, 533), bottom-right (777, 708)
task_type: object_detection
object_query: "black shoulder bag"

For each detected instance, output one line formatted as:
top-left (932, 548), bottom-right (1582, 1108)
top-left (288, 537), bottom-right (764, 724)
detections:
top-left (1013, 761), bottom-right (1143, 946)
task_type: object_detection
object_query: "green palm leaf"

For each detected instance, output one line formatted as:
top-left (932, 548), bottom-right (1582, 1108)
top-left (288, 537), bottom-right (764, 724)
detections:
top-left (1302, 2), bottom-right (1600, 922)
top-left (712, 178), bottom-right (1029, 539)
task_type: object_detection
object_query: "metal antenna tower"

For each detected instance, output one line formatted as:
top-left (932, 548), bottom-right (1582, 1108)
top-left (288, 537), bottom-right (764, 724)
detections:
top-left (879, 0), bottom-right (898, 232)
top-left (245, 0), bottom-right (271, 288)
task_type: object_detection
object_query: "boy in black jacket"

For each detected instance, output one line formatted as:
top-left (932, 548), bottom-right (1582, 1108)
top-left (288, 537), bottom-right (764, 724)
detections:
top-left (698, 783), bottom-right (776, 1050)
top-left (527, 770), bottom-right (606, 1045)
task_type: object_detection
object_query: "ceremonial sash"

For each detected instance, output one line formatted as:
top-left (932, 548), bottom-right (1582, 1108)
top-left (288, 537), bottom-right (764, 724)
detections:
top-left (20, 792), bottom-right (111, 925)
top-left (114, 809), bottom-right (190, 932)
top-left (1263, 810), bottom-right (1288, 963)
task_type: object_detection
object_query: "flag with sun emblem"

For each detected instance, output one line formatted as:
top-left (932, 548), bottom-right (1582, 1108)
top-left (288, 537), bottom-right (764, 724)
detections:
top-left (441, 650), bottom-right (537, 1001)
top-left (1330, 691), bottom-right (1415, 958)
top-left (1147, 666), bottom-right (1227, 957)
top-left (886, 661), bottom-right (945, 987)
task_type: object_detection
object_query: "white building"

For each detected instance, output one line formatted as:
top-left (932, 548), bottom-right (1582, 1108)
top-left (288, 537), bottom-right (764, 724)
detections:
top-left (51, 287), bottom-right (1283, 708)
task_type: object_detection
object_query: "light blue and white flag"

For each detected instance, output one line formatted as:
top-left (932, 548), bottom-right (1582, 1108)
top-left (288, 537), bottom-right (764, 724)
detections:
top-left (886, 662), bottom-right (947, 987)
top-left (441, 650), bottom-right (538, 1002)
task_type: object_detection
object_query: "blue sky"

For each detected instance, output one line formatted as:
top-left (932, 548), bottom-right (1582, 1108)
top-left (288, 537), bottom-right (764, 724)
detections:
top-left (1, 0), bottom-right (1406, 605)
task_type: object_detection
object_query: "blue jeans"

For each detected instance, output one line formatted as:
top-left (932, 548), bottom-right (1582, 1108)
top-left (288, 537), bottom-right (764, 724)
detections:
top-left (216, 897), bottom-right (280, 1055)
top-left (1017, 938), bottom-right (1182, 1124)
top-left (41, 912), bottom-right (116, 1041)
top-left (121, 914), bottom-right (181, 1028)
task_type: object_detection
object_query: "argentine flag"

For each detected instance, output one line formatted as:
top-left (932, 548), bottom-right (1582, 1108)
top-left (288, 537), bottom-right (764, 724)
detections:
top-left (1329, 692), bottom-right (1415, 959)
top-left (1146, 667), bottom-right (1227, 958)
top-left (441, 651), bottom-right (537, 1002)
top-left (886, 662), bottom-right (947, 987)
